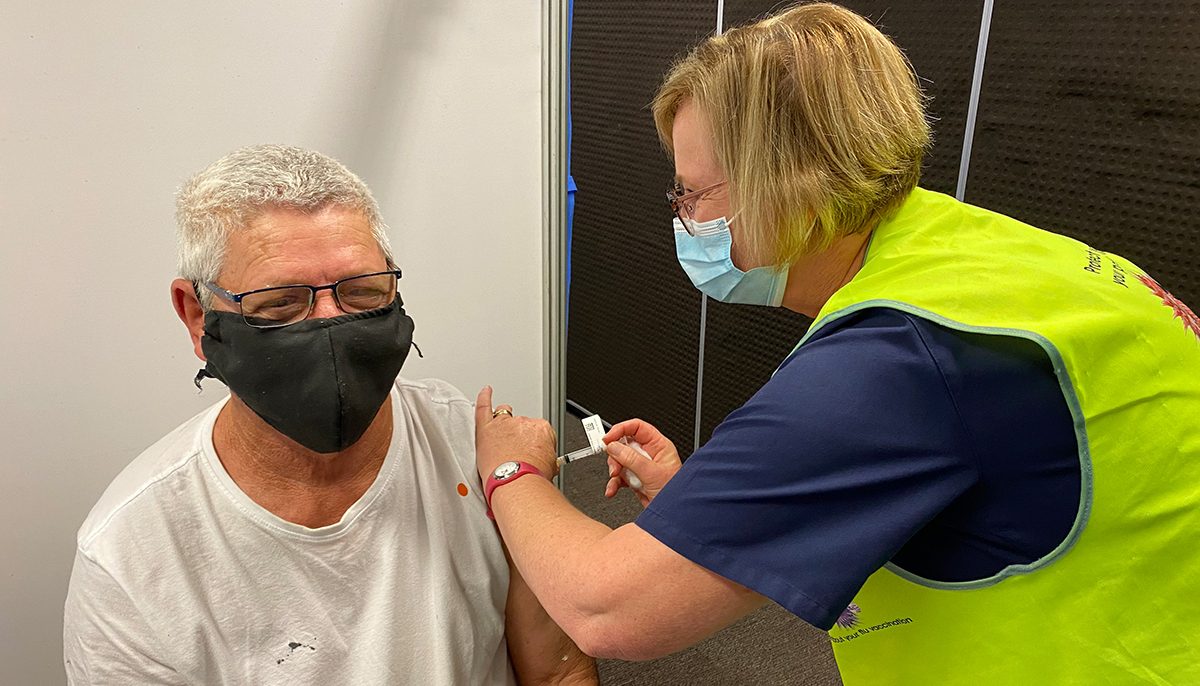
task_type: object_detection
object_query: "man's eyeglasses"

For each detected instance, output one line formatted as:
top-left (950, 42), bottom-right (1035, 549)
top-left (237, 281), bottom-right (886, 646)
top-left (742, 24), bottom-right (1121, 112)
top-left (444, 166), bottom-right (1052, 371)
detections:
top-left (204, 269), bottom-right (402, 328)
top-left (667, 180), bottom-right (728, 235)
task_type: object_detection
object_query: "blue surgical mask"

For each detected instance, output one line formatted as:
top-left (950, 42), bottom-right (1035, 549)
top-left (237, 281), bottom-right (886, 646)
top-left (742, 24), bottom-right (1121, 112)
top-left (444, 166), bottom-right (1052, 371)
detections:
top-left (674, 217), bottom-right (788, 307)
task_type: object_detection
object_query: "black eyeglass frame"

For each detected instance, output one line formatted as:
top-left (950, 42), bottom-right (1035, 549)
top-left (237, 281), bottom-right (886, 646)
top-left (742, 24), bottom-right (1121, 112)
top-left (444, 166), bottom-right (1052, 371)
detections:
top-left (203, 269), bottom-right (403, 329)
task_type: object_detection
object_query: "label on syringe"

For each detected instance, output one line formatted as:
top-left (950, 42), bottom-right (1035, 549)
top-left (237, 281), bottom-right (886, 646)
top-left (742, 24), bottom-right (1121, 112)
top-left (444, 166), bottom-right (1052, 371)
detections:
top-left (581, 415), bottom-right (606, 453)
top-left (557, 415), bottom-right (608, 466)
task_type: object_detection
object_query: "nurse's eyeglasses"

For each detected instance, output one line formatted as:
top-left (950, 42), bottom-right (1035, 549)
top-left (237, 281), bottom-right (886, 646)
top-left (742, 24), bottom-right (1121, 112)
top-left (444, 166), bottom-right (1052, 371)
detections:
top-left (667, 180), bottom-right (728, 235)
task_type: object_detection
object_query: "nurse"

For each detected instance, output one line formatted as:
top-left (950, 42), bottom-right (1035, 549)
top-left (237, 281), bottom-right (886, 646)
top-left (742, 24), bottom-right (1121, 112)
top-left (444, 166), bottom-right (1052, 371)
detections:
top-left (476, 3), bottom-right (1200, 683)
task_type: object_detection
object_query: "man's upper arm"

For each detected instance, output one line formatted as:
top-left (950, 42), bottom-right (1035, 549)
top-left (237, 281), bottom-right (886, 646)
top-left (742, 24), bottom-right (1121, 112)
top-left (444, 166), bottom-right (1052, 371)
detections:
top-left (504, 556), bottom-right (598, 685)
top-left (64, 548), bottom-right (183, 685)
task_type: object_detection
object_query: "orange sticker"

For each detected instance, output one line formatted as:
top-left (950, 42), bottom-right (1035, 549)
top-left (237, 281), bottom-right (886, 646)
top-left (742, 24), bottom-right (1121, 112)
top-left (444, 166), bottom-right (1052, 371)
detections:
top-left (456, 483), bottom-right (469, 497)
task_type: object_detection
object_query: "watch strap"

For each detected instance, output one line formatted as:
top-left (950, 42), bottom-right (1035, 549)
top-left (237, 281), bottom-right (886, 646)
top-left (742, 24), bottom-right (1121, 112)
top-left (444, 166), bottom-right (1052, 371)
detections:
top-left (484, 462), bottom-right (543, 519)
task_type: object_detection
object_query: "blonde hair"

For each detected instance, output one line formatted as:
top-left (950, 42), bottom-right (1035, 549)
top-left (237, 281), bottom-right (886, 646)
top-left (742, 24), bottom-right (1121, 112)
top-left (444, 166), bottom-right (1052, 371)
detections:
top-left (653, 2), bottom-right (930, 265)
top-left (176, 144), bottom-right (393, 308)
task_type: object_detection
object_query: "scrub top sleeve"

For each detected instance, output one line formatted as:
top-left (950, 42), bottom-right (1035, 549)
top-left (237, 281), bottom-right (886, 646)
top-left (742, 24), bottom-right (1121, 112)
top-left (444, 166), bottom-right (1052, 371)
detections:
top-left (636, 309), bottom-right (980, 630)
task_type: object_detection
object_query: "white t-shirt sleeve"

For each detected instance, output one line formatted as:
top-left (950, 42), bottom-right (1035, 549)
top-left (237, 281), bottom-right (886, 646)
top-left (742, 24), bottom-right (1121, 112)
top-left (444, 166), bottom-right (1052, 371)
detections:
top-left (64, 548), bottom-right (185, 685)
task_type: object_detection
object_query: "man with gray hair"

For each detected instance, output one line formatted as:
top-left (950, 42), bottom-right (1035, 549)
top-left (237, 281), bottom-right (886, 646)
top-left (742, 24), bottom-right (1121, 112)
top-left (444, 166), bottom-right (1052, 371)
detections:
top-left (63, 145), bottom-right (596, 685)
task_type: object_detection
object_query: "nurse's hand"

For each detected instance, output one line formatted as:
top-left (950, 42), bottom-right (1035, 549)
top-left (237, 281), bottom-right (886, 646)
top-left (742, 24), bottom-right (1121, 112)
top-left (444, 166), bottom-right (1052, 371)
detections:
top-left (475, 386), bottom-right (559, 482)
top-left (602, 419), bottom-right (683, 507)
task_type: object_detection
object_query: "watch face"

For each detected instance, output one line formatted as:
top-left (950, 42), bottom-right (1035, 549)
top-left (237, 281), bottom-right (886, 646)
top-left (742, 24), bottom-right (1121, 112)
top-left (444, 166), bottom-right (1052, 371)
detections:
top-left (493, 461), bottom-right (521, 480)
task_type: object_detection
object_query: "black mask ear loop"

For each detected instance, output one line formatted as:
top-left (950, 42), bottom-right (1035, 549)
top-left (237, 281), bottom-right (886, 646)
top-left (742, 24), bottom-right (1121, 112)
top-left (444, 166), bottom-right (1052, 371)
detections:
top-left (385, 260), bottom-right (422, 362)
top-left (383, 259), bottom-right (419, 360)
top-left (378, 258), bottom-right (421, 361)
top-left (190, 281), bottom-right (217, 392)
top-left (194, 368), bottom-right (215, 391)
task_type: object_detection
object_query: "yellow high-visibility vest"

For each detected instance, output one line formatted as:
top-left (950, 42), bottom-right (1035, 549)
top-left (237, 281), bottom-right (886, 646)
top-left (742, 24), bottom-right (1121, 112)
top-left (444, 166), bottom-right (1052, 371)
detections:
top-left (802, 188), bottom-right (1200, 684)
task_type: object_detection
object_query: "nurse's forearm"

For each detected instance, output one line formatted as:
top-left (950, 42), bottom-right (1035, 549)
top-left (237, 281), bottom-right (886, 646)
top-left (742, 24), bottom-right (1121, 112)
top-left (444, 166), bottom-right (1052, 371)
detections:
top-left (489, 476), bottom-right (634, 658)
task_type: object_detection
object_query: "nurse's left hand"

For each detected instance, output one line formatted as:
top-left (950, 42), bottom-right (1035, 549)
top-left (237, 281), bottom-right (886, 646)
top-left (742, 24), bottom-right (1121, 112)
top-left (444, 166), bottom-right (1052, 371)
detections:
top-left (603, 418), bottom-right (682, 506)
top-left (475, 385), bottom-right (559, 483)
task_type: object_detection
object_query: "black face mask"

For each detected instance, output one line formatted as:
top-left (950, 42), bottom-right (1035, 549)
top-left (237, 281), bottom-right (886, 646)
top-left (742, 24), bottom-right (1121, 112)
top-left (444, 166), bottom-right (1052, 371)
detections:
top-left (195, 298), bottom-right (415, 454)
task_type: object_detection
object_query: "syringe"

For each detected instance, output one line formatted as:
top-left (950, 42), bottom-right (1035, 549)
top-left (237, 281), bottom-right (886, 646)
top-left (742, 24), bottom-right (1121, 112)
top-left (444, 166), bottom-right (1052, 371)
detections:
top-left (557, 446), bottom-right (602, 466)
top-left (557, 415), bottom-right (651, 490)
top-left (556, 415), bottom-right (608, 467)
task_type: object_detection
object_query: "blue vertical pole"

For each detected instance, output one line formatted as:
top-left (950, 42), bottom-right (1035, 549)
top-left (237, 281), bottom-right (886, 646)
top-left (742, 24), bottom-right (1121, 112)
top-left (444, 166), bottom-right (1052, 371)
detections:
top-left (565, 0), bottom-right (576, 326)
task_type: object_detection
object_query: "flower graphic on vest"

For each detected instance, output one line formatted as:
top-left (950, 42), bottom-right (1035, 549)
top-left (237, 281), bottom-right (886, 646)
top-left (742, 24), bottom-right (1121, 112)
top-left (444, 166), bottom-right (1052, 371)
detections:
top-left (1137, 274), bottom-right (1200, 341)
top-left (836, 603), bottom-right (862, 629)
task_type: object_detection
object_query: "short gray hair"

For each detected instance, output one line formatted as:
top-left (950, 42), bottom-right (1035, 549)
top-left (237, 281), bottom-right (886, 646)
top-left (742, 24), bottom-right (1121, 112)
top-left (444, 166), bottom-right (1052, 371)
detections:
top-left (176, 144), bottom-right (393, 308)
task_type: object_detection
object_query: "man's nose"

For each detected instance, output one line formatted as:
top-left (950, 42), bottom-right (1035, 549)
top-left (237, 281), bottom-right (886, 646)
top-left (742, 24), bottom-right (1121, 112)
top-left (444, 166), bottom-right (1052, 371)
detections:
top-left (310, 290), bottom-right (343, 319)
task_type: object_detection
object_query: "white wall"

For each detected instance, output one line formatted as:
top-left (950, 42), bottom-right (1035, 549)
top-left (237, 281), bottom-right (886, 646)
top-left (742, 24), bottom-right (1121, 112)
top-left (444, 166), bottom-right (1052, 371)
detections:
top-left (0, 1), bottom-right (545, 682)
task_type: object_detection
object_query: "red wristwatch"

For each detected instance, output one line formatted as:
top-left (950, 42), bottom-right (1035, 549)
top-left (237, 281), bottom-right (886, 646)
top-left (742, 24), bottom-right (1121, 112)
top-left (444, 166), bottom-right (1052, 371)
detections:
top-left (484, 461), bottom-right (543, 519)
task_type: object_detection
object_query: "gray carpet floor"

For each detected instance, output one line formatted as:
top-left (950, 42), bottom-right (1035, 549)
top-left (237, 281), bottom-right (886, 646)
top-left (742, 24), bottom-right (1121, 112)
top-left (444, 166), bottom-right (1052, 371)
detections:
top-left (560, 412), bottom-right (843, 685)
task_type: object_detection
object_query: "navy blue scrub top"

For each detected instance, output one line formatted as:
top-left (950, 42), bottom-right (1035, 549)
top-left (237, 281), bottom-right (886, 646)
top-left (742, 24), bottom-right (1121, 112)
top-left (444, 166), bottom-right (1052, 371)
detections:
top-left (636, 307), bottom-right (1081, 630)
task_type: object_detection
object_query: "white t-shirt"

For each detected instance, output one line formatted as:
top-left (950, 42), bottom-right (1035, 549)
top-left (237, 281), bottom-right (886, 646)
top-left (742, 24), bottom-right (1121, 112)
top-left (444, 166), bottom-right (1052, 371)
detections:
top-left (64, 378), bottom-right (514, 686)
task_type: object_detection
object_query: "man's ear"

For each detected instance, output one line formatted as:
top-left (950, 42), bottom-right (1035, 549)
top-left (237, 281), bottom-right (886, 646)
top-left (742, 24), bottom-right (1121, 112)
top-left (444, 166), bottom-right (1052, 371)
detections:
top-left (171, 278), bottom-right (207, 361)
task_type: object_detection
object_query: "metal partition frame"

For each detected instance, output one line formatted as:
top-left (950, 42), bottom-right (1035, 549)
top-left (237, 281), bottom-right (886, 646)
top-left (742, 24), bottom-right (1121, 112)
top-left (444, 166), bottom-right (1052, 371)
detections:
top-left (544, 0), bottom-right (570, 484)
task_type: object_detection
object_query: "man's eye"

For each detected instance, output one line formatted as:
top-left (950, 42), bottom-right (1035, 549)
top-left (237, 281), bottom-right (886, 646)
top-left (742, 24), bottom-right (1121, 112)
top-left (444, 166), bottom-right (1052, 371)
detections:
top-left (261, 296), bottom-right (302, 309)
top-left (342, 288), bottom-right (387, 301)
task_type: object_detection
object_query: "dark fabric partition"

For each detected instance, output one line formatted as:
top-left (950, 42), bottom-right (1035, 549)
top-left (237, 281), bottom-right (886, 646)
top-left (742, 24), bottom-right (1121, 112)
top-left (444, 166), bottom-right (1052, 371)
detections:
top-left (964, 1), bottom-right (1200, 305)
top-left (566, 1), bottom-right (716, 455)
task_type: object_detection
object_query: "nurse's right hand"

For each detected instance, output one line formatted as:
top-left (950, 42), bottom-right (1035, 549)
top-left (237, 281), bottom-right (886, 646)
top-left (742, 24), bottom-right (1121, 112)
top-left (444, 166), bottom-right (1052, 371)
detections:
top-left (602, 419), bottom-right (683, 507)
